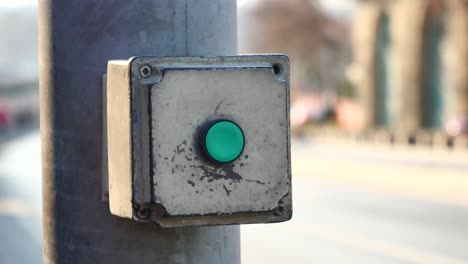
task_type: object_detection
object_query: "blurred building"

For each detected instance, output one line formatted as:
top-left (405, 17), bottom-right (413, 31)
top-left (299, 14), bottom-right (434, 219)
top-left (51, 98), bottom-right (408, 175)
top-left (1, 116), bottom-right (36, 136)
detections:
top-left (0, 5), bottom-right (39, 131)
top-left (351, 0), bottom-right (468, 135)
top-left (0, 5), bottom-right (38, 80)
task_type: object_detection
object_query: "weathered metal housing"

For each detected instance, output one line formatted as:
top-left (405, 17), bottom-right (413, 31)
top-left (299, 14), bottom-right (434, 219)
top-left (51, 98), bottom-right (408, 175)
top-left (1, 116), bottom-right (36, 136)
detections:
top-left (106, 55), bottom-right (291, 227)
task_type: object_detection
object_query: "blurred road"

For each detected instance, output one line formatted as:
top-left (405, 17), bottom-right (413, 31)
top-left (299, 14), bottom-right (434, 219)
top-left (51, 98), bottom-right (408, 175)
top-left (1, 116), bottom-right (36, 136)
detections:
top-left (1, 131), bottom-right (468, 263)
top-left (243, 139), bottom-right (468, 264)
top-left (0, 130), bottom-right (42, 263)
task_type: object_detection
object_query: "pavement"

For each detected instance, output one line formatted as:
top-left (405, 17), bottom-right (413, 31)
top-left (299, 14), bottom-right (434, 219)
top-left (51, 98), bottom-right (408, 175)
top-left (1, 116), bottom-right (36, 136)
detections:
top-left (1, 131), bottom-right (468, 263)
top-left (0, 130), bottom-right (42, 263)
top-left (242, 138), bottom-right (468, 264)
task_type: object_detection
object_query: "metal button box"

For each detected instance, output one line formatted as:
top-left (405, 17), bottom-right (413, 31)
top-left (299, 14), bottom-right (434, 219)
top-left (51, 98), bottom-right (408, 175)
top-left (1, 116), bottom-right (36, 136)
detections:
top-left (106, 55), bottom-right (291, 227)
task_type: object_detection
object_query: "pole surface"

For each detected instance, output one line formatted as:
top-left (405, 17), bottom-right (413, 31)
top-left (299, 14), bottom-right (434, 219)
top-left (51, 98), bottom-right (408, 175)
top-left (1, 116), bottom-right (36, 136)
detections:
top-left (39, 0), bottom-right (239, 263)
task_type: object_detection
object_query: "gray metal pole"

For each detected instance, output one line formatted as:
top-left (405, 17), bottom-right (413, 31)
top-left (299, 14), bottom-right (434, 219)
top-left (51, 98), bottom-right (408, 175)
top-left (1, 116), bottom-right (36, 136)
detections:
top-left (39, 0), bottom-right (240, 263)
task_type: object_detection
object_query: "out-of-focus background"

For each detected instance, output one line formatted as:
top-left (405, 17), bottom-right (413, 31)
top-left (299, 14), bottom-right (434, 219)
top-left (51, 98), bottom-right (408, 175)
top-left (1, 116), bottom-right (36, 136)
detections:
top-left (1, 0), bottom-right (468, 263)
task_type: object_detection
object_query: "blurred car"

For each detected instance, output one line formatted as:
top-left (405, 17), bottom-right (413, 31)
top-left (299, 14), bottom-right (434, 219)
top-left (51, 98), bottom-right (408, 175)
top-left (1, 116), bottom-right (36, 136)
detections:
top-left (445, 117), bottom-right (468, 137)
top-left (0, 105), bottom-right (12, 130)
top-left (290, 93), bottom-right (335, 127)
top-left (335, 98), bottom-right (365, 133)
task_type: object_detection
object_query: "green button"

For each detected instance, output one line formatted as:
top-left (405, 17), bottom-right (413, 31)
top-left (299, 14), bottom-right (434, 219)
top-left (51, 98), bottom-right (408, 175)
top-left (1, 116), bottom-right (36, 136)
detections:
top-left (204, 120), bottom-right (245, 163)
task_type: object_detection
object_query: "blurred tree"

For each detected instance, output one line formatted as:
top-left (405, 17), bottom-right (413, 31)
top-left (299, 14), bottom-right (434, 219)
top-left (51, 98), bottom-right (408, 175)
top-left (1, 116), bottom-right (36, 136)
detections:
top-left (242, 0), bottom-right (351, 95)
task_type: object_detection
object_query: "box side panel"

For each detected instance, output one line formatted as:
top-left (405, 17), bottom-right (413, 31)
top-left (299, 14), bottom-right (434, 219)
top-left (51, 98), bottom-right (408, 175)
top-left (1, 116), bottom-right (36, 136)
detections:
top-left (107, 61), bottom-right (133, 218)
top-left (129, 63), bottom-right (152, 205)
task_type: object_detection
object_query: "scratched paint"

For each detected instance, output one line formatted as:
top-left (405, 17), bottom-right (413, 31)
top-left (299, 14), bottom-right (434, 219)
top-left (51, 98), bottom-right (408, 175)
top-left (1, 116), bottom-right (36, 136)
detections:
top-left (106, 56), bottom-right (292, 225)
top-left (148, 59), bottom-right (291, 217)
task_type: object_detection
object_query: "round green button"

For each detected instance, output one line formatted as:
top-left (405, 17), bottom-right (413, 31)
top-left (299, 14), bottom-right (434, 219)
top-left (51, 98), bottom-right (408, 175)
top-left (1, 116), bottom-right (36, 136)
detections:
top-left (204, 120), bottom-right (245, 163)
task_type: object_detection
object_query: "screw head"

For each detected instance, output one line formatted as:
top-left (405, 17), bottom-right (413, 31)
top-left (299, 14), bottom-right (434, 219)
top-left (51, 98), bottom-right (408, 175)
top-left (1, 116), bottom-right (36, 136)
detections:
top-left (136, 208), bottom-right (150, 219)
top-left (140, 65), bottom-right (152, 78)
top-left (274, 205), bottom-right (285, 216)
